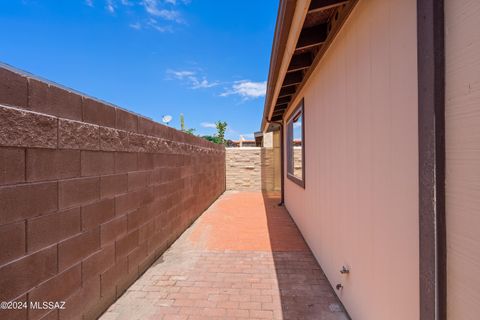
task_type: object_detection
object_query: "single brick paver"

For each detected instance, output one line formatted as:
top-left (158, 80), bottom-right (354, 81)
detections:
top-left (100, 192), bottom-right (348, 320)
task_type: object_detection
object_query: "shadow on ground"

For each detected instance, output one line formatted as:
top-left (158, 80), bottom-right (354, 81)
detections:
top-left (262, 192), bottom-right (349, 320)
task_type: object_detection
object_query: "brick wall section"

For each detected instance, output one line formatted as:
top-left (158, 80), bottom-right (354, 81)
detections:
top-left (0, 66), bottom-right (225, 320)
top-left (225, 147), bottom-right (278, 191)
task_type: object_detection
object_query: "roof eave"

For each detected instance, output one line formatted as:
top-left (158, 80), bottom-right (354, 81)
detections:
top-left (261, 0), bottom-right (298, 132)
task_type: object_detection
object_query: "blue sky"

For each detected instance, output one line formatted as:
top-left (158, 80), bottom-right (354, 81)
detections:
top-left (0, 0), bottom-right (278, 140)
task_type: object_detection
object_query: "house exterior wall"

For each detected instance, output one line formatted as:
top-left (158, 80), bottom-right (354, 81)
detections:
top-left (281, 0), bottom-right (419, 319)
top-left (0, 66), bottom-right (225, 320)
top-left (445, 0), bottom-right (480, 318)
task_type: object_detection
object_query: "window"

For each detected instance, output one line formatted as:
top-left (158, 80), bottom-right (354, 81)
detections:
top-left (286, 99), bottom-right (305, 188)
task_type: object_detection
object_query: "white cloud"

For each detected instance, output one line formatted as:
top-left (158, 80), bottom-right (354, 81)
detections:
top-left (129, 22), bottom-right (142, 30)
top-left (82, 0), bottom-right (189, 32)
top-left (201, 122), bottom-right (217, 129)
top-left (190, 78), bottom-right (219, 89)
top-left (106, 0), bottom-right (115, 13)
top-left (146, 18), bottom-right (174, 33)
top-left (143, 0), bottom-right (184, 23)
top-left (220, 80), bottom-right (267, 99)
top-left (168, 70), bottom-right (196, 79)
top-left (152, 24), bottom-right (173, 33)
top-left (158, 9), bottom-right (181, 21)
top-left (167, 69), bottom-right (219, 89)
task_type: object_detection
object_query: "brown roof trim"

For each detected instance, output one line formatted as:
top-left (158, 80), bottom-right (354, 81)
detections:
top-left (282, 1), bottom-right (358, 120)
top-left (261, 0), bottom-right (297, 132)
top-left (262, 0), bottom-right (360, 132)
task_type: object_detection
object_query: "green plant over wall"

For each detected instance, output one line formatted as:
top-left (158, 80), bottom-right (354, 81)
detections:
top-left (215, 121), bottom-right (227, 144)
top-left (180, 113), bottom-right (185, 131)
top-left (179, 113), bottom-right (196, 135)
top-left (201, 120), bottom-right (228, 145)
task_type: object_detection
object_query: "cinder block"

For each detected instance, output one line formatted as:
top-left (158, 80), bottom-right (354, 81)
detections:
top-left (128, 133), bottom-right (148, 152)
top-left (81, 151), bottom-right (115, 177)
top-left (100, 257), bottom-right (127, 297)
top-left (115, 263), bottom-right (138, 295)
top-left (58, 228), bottom-right (100, 271)
top-left (128, 171), bottom-right (150, 191)
top-left (27, 207), bottom-right (81, 253)
top-left (100, 215), bottom-right (127, 247)
top-left (127, 243), bottom-right (147, 273)
top-left (114, 152), bottom-right (137, 173)
top-left (100, 173), bottom-right (128, 199)
top-left (0, 105), bottom-right (57, 149)
top-left (138, 153), bottom-right (154, 171)
top-left (82, 244), bottom-right (115, 283)
top-left (114, 191), bottom-right (141, 216)
top-left (160, 124), bottom-right (174, 141)
top-left (0, 67), bottom-right (28, 108)
top-left (26, 149), bottom-right (80, 182)
top-left (82, 283), bottom-right (117, 320)
top-left (59, 278), bottom-right (100, 320)
top-left (0, 181), bottom-right (58, 225)
top-left (59, 177), bottom-right (100, 209)
top-left (99, 127), bottom-right (129, 152)
top-left (58, 119), bottom-right (100, 150)
top-left (82, 98), bottom-right (115, 128)
top-left (0, 246), bottom-right (57, 302)
top-left (137, 117), bottom-right (156, 136)
top-left (115, 108), bottom-right (138, 132)
top-left (28, 264), bottom-right (81, 320)
top-left (126, 208), bottom-right (146, 231)
top-left (138, 221), bottom-right (155, 244)
top-left (115, 230), bottom-right (139, 260)
top-left (0, 66), bottom-right (227, 320)
top-left (0, 294), bottom-right (27, 320)
top-left (0, 147), bottom-right (25, 185)
top-left (81, 198), bottom-right (115, 230)
top-left (28, 78), bottom-right (82, 121)
top-left (0, 221), bottom-right (25, 266)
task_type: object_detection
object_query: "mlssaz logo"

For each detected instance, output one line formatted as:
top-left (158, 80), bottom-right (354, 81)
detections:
top-left (29, 301), bottom-right (66, 310)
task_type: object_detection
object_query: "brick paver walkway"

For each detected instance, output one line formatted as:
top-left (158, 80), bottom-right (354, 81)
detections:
top-left (100, 192), bottom-right (348, 320)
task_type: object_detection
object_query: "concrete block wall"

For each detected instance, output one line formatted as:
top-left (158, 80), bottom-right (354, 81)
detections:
top-left (0, 66), bottom-right (225, 320)
top-left (225, 147), bottom-right (279, 192)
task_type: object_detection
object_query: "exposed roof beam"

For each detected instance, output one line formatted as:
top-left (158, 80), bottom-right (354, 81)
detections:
top-left (274, 104), bottom-right (289, 112)
top-left (296, 24), bottom-right (328, 51)
top-left (308, 0), bottom-right (348, 13)
top-left (278, 86), bottom-right (296, 98)
top-left (276, 96), bottom-right (292, 105)
top-left (288, 52), bottom-right (313, 72)
top-left (271, 114), bottom-right (283, 121)
top-left (273, 111), bottom-right (286, 118)
top-left (282, 71), bottom-right (303, 87)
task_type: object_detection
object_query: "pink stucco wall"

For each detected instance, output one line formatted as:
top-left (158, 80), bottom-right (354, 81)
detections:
top-left (445, 0), bottom-right (480, 318)
top-left (282, 0), bottom-right (419, 319)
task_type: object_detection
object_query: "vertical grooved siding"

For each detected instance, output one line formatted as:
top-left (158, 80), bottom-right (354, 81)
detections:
top-left (445, 0), bottom-right (480, 318)
top-left (282, 0), bottom-right (419, 318)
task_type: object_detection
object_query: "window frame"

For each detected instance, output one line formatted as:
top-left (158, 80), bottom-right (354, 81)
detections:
top-left (286, 99), bottom-right (305, 188)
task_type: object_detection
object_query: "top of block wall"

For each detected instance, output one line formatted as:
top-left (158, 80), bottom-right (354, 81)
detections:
top-left (0, 63), bottom-right (223, 150)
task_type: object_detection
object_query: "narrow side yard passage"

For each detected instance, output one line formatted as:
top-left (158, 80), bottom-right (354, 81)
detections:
top-left (100, 192), bottom-right (348, 320)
